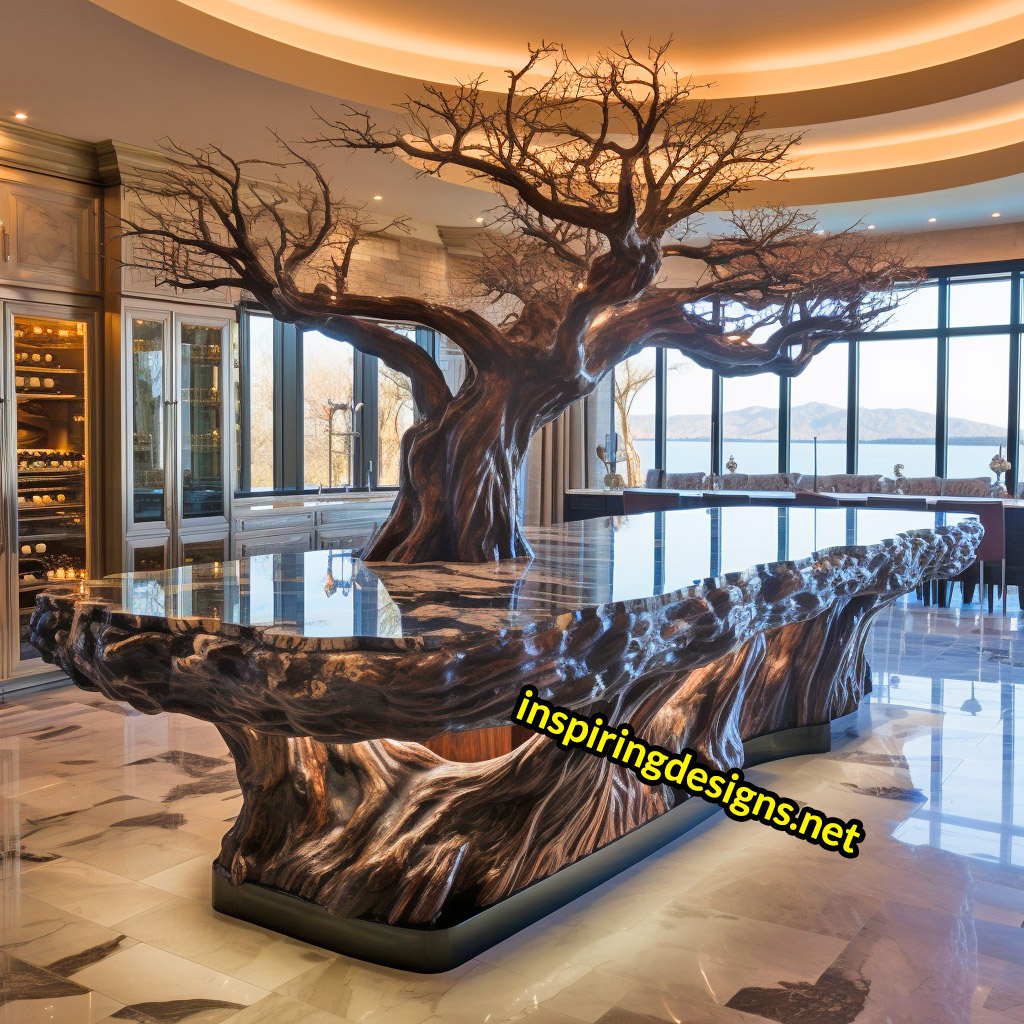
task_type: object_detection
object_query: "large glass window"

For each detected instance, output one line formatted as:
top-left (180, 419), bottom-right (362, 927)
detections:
top-left (614, 348), bottom-right (657, 487)
top-left (884, 283), bottom-right (938, 333)
top-left (949, 276), bottom-right (1012, 329)
top-left (247, 315), bottom-right (275, 490)
top-left (947, 335), bottom-right (1008, 480)
top-left (377, 365), bottom-right (414, 487)
top-left (665, 352), bottom-right (713, 475)
top-left (857, 337), bottom-right (937, 477)
top-left (721, 374), bottom-right (779, 474)
top-left (789, 342), bottom-right (848, 476)
top-left (303, 330), bottom-right (356, 489)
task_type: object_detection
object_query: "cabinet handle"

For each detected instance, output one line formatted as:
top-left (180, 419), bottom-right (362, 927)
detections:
top-left (0, 222), bottom-right (9, 263)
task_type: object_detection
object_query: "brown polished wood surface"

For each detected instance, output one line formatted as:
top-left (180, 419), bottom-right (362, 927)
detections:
top-left (29, 511), bottom-right (981, 927)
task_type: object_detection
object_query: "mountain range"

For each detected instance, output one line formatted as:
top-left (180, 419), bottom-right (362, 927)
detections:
top-left (626, 402), bottom-right (1005, 443)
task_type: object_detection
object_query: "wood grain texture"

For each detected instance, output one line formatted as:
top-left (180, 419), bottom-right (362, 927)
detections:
top-left (28, 517), bottom-right (981, 927)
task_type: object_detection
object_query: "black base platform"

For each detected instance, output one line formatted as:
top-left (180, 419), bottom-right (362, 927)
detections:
top-left (211, 720), bottom-right (834, 973)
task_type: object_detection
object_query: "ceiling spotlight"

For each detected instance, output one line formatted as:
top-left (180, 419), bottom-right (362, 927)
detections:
top-left (13, 112), bottom-right (27, 121)
top-left (372, 195), bottom-right (382, 201)
top-left (475, 217), bottom-right (484, 223)
top-left (928, 217), bottom-right (937, 223)
top-left (867, 224), bottom-right (876, 230)
top-left (992, 212), bottom-right (1002, 218)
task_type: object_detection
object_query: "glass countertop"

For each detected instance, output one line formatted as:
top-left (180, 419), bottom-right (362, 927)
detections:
top-left (79, 508), bottom-right (972, 643)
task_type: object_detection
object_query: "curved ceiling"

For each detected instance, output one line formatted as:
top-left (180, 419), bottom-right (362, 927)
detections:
top-left (86, 0), bottom-right (1024, 211)
top-left (91, 0), bottom-right (1024, 98)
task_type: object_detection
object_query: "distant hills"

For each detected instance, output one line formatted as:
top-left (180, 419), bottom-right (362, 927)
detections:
top-left (627, 402), bottom-right (1005, 444)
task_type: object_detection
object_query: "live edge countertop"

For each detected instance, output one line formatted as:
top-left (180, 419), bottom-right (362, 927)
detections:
top-left (28, 508), bottom-right (980, 743)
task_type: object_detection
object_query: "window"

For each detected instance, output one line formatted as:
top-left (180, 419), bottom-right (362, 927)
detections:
top-left (377, 366), bottom-right (414, 487)
top-left (376, 324), bottom-right (418, 487)
top-left (235, 314), bottom-right (445, 495)
top-left (883, 284), bottom-right (938, 333)
top-left (948, 335), bottom-right (1008, 480)
top-left (665, 352), bottom-right (713, 475)
top-left (789, 342), bottom-right (848, 476)
top-left (614, 348), bottom-right (657, 487)
top-left (949, 276), bottom-right (1011, 329)
top-left (302, 330), bottom-right (356, 489)
top-left (858, 337), bottom-right (937, 478)
top-left (721, 373), bottom-right (778, 474)
top-left (247, 314), bottom-right (275, 490)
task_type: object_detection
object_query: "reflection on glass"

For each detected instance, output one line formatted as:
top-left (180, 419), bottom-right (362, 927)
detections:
top-left (13, 314), bottom-right (89, 662)
top-left (133, 544), bottom-right (165, 573)
top-left (665, 352), bottom-right (712, 475)
top-left (614, 347), bottom-right (657, 487)
top-left (948, 335), bottom-right (1007, 480)
top-left (858, 337), bottom-right (937, 477)
top-left (182, 538), bottom-right (225, 566)
top-left (948, 277), bottom-right (1012, 329)
top-left (132, 318), bottom-right (164, 522)
top-left (180, 324), bottom-right (224, 518)
top-left (789, 342), bottom-right (848, 475)
top-left (247, 315), bottom-right (274, 490)
top-left (721, 373), bottom-right (778, 474)
top-left (303, 330), bottom-right (356, 488)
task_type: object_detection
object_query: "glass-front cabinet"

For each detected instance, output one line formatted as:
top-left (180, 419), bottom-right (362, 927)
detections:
top-left (124, 304), bottom-right (232, 571)
top-left (1, 301), bottom-right (98, 679)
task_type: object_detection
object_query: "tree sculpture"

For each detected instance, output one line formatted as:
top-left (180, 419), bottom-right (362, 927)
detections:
top-left (123, 40), bottom-right (916, 563)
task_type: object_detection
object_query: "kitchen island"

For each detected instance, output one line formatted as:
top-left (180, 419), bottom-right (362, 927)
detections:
top-left (28, 508), bottom-right (981, 971)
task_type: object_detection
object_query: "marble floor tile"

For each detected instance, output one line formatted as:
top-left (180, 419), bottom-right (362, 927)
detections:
top-left (68, 942), bottom-right (269, 1009)
top-left (113, 896), bottom-right (331, 988)
top-left (16, 860), bottom-right (176, 927)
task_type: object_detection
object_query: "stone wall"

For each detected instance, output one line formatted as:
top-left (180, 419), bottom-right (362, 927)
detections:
top-left (345, 233), bottom-right (451, 301)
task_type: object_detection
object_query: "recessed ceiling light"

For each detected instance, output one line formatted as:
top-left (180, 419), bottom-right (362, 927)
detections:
top-left (372, 195), bottom-right (382, 201)
top-left (475, 217), bottom-right (484, 223)
top-left (992, 212), bottom-right (1002, 218)
top-left (726, 333), bottom-right (743, 340)
top-left (13, 112), bottom-right (27, 120)
top-left (867, 224), bottom-right (876, 230)
top-left (928, 217), bottom-right (937, 223)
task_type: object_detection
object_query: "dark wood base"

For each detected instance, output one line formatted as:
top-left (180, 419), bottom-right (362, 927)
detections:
top-left (212, 720), bottom-right (834, 973)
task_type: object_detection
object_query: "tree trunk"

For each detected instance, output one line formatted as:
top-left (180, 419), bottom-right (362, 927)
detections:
top-left (364, 370), bottom-right (569, 563)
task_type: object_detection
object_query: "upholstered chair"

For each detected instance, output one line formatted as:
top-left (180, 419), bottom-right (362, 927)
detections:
top-left (743, 473), bottom-right (800, 491)
top-left (940, 477), bottom-right (993, 497)
top-left (811, 473), bottom-right (884, 494)
top-left (717, 473), bottom-right (749, 490)
top-left (663, 471), bottom-right (707, 490)
top-left (896, 476), bottom-right (942, 496)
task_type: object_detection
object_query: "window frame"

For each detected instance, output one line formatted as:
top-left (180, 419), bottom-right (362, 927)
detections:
top-left (234, 309), bottom-right (440, 497)
top-left (612, 260), bottom-right (1024, 493)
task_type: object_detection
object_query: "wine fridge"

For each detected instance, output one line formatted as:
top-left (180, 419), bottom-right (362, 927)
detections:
top-left (1, 298), bottom-right (98, 684)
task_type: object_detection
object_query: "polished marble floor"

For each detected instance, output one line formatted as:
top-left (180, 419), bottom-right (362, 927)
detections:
top-left (4, 594), bottom-right (1024, 1023)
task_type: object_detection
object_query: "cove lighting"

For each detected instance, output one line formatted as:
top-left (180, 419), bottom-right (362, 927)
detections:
top-left (13, 112), bottom-right (27, 120)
